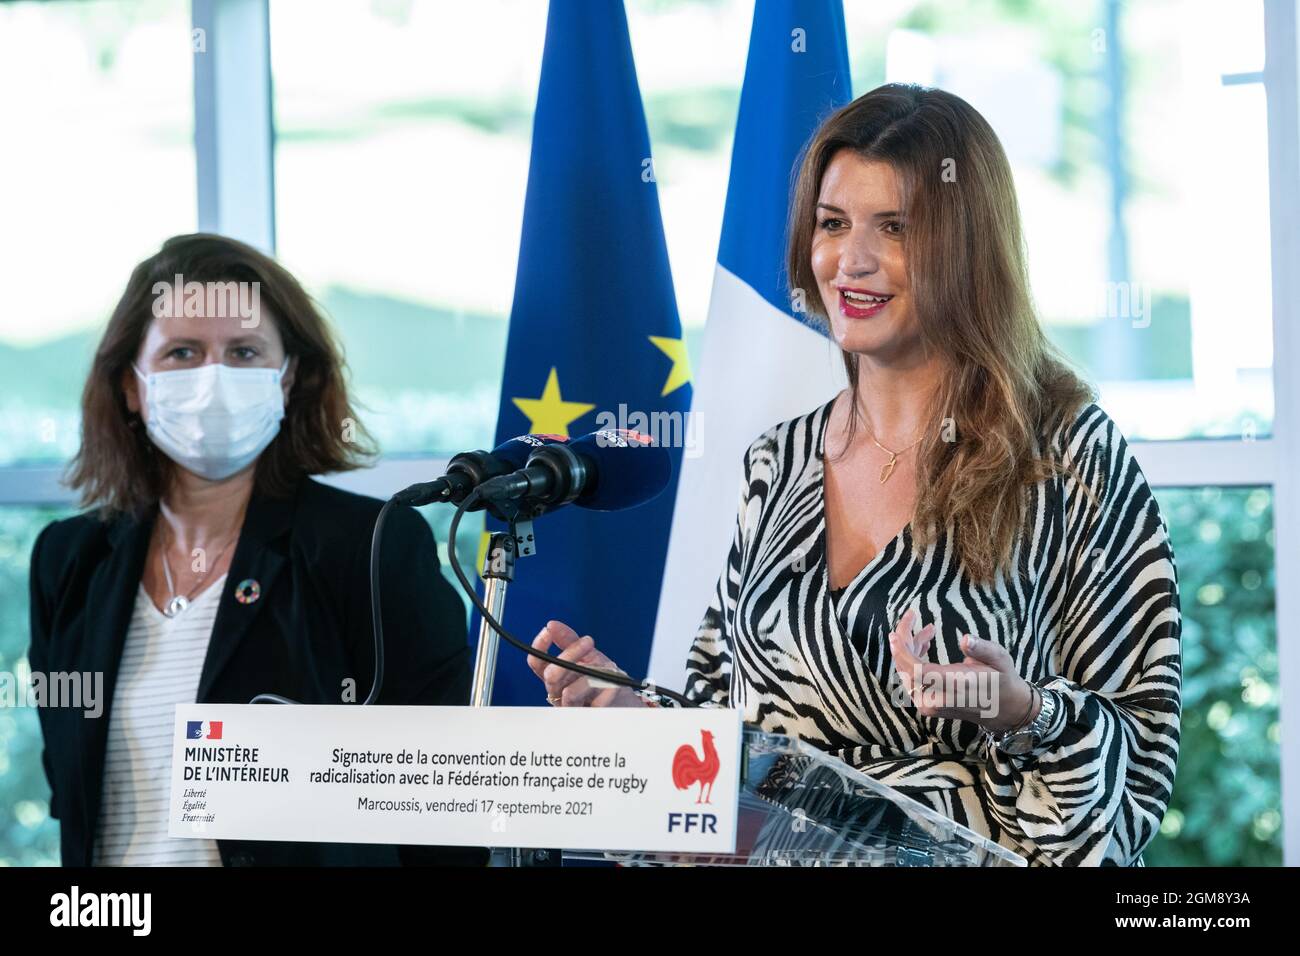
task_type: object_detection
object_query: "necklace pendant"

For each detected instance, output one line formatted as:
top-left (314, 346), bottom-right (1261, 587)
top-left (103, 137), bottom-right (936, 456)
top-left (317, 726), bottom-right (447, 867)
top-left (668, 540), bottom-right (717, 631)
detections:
top-left (879, 455), bottom-right (898, 484)
top-left (165, 595), bottom-right (190, 618)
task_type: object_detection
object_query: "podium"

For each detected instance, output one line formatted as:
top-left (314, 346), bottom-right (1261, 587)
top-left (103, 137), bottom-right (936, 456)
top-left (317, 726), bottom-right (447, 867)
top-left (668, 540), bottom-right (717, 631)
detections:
top-left (563, 726), bottom-right (1027, 867)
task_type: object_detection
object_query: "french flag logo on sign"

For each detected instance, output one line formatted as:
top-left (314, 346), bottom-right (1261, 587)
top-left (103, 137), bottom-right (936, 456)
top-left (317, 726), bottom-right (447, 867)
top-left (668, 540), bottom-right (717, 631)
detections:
top-left (185, 721), bottom-right (223, 741)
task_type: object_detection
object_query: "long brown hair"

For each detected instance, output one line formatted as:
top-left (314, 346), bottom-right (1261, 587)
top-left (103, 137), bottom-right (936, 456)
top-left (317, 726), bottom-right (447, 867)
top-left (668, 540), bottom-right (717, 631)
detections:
top-left (787, 83), bottom-right (1097, 583)
top-left (67, 233), bottom-right (377, 517)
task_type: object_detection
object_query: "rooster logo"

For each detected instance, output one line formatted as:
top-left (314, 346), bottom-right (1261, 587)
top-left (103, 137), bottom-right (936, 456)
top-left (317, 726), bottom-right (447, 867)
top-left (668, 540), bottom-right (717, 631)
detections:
top-left (671, 730), bottom-right (720, 804)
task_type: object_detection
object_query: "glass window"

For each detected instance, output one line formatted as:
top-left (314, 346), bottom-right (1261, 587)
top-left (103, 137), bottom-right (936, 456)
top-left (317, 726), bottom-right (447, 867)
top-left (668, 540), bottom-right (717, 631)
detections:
top-left (269, 0), bottom-right (754, 456)
top-left (1144, 486), bottom-right (1280, 866)
top-left (846, 0), bottom-right (1272, 440)
top-left (0, 506), bottom-right (70, 867)
top-left (0, 0), bottom-right (196, 467)
top-left (269, 0), bottom-right (545, 456)
top-left (275, 1), bottom-right (1278, 447)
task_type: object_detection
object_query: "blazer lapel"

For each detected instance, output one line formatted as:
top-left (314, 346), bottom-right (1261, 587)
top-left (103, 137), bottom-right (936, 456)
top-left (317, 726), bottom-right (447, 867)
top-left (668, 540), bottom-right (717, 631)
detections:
top-left (79, 508), bottom-right (156, 856)
top-left (196, 487), bottom-right (296, 702)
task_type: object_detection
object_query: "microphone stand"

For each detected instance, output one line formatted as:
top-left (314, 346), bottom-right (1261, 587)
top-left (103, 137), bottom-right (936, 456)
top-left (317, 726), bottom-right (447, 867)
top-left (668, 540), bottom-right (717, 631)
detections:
top-left (470, 518), bottom-right (535, 706)
top-left (468, 514), bottom-right (552, 867)
top-left (470, 531), bottom-right (515, 707)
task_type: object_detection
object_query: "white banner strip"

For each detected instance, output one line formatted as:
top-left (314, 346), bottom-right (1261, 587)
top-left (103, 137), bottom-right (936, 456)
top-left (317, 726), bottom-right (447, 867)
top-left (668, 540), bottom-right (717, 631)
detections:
top-left (169, 704), bottom-right (742, 854)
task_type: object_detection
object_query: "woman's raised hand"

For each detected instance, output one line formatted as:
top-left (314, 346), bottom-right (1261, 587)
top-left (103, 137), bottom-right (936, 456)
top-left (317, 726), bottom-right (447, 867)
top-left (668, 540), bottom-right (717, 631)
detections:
top-left (888, 608), bottom-right (1035, 731)
top-left (528, 620), bottom-right (649, 707)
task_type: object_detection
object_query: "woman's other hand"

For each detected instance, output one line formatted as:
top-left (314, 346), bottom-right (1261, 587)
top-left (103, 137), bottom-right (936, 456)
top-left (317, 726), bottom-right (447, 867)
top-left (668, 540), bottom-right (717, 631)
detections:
top-left (888, 609), bottom-right (1036, 731)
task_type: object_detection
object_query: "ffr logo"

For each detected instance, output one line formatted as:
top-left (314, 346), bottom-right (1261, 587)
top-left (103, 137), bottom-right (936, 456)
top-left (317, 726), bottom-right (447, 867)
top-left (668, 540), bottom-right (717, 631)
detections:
top-left (666, 812), bottom-right (718, 834)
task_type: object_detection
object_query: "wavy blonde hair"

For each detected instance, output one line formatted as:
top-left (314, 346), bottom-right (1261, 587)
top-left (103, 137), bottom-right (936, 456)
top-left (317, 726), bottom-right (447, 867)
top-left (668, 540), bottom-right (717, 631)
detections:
top-left (787, 83), bottom-right (1098, 584)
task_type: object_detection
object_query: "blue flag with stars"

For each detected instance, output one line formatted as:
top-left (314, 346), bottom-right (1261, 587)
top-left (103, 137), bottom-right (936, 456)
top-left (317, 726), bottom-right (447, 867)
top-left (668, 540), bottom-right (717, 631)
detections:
top-left (479, 0), bottom-right (691, 706)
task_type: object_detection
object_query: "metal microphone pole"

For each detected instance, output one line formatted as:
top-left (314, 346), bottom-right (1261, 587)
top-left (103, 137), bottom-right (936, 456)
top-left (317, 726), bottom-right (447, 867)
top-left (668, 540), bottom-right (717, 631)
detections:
top-left (470, 531), bottom-right (515, 707)
top-left (470, 521), bottom-right (554, 866)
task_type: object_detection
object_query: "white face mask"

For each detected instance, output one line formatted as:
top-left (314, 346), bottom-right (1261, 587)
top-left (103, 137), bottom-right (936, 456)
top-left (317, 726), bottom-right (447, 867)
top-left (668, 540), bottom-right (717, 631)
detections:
top-left (133, 359), bottom-right (289, 481)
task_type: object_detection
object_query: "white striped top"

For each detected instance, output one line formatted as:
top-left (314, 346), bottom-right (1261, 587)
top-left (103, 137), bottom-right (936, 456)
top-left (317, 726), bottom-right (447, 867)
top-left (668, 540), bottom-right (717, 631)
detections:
top-left (92, 574), bottom-right (228, 867)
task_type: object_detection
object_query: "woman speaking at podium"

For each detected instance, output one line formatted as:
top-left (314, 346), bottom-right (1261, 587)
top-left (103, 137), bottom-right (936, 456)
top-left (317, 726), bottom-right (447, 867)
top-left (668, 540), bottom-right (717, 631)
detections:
top-left (28, 234), bottom-right (481, 867)
top-left (529, 84), bottom-right (1182, 868)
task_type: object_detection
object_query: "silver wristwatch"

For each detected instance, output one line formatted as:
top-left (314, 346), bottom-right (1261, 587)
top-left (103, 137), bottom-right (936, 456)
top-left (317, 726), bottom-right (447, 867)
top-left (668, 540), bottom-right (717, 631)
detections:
top-left (992, 686), bottom-right (1058, 756)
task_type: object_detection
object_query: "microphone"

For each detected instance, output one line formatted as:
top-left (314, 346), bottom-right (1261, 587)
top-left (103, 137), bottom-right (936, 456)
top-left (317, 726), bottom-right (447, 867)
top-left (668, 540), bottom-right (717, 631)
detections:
top-left (392, 434), bottom-right (568, 507)
top-left (333, 434), bottom-right (567, 710)
top-left (476, 429), bottom-right (671, 513)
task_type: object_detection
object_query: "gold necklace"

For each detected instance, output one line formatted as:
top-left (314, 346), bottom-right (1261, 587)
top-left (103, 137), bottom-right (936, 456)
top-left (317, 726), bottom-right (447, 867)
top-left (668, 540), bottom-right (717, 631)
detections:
top-left (856, 401), bottom-right (927, 484)
top-left (867, 433), bottom-right (924, 484)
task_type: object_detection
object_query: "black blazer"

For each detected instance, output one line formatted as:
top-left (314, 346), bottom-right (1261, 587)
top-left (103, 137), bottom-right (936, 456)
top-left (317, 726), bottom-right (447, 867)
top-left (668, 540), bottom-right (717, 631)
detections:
top-left (27, 476), bottom-right (489, 867)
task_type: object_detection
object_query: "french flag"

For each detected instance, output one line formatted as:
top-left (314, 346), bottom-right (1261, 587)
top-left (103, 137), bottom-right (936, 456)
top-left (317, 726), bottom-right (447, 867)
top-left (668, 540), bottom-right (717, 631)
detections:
top-left (649, 1), bottom-right (853, 687)
top-left (185, 720), bottom-right (222, 740)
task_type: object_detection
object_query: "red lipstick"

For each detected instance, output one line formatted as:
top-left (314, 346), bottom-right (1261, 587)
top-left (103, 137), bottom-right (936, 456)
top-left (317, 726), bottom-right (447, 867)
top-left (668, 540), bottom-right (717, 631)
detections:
top-left (837, 286), bottom-right (893, 318)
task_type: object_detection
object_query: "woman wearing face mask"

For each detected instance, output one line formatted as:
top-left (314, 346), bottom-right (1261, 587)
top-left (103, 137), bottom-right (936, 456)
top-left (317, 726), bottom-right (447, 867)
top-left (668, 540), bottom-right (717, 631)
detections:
top-left (529, 85), bottom-right (1182, 867)
top-left (27, 233), bottom-right (483, 867)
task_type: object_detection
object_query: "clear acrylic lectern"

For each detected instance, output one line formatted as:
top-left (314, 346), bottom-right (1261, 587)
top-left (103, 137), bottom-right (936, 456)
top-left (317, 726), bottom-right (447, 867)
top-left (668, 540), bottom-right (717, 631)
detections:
top-left (563, 726), bottom-right (1027, 867)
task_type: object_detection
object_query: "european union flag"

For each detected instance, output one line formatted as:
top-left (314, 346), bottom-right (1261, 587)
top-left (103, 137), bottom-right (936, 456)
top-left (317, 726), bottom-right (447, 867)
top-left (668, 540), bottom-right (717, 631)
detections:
top-left (480, 0), bottom-right (691, 706)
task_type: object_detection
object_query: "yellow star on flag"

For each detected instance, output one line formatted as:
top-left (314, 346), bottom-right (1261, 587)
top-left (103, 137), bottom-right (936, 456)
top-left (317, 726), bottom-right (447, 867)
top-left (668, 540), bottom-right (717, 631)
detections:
top-left (648, 335), bottom-right (692, 397)
top-left (511, 367), bottom-right (595, 437)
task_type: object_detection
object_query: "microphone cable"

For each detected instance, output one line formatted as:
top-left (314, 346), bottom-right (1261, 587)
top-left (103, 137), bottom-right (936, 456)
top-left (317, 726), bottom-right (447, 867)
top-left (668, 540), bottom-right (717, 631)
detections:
top-left (255, 485), bottom-right (695, 710)
top-left (361, 496), bottom-right (394, 706)
top-left (446, 487), bottom-right (697, 708)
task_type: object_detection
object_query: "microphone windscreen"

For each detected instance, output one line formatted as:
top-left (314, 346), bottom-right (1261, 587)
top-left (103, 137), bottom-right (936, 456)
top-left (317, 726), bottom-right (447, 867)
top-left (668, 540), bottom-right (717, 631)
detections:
top-left (567, 429), bottom-right (672, 511)
top-left (493, 433), bottom-right (568, 469)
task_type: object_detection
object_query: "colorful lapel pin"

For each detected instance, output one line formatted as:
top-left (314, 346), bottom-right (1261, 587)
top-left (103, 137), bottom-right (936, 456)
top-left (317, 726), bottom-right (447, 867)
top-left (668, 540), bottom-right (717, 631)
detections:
top-left (234, 579), bottom-right (261, 605)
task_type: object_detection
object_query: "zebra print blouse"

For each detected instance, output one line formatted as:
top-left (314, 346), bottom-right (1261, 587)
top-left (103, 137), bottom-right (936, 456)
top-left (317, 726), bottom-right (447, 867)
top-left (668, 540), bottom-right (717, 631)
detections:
top-left (684, 397), bottom-right (1182, 867)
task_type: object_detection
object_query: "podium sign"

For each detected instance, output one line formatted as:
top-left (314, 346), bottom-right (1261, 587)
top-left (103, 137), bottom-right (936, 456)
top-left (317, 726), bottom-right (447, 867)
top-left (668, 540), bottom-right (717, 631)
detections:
top-left (167, 704), bottom-right (742, 853)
